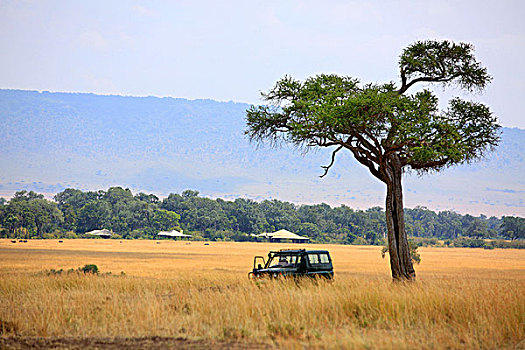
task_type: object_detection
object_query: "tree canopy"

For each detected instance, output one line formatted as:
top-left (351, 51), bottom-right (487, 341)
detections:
top-left (1, 188), bottom-right (523, 246)
top-left (246, 41), bottom-right (499, 178)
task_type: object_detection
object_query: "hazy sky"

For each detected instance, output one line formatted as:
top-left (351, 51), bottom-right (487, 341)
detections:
top-left (1, 0), bottom-right (524, 127)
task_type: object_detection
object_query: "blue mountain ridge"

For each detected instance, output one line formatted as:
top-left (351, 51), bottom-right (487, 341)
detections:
top-left (0, 89), bottom-right (523, 216)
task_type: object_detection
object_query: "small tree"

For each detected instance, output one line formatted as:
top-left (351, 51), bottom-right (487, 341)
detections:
top-left (501, 216), bottom-right (525, 240)
top-left (246, 40), bottom-right (500, 281)
top-left (81, 264), bottom-right (99, 274)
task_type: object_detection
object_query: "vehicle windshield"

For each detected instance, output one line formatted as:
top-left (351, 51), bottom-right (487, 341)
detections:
top-left (267, 254), bottom-right (298, 268)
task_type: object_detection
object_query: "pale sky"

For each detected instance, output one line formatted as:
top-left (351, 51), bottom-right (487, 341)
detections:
top-left (1, 0), bottom-right (524, 128)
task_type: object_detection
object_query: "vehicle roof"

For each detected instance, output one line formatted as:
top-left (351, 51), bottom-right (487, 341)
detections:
top-left (271, 249), bottom-right (330, 254)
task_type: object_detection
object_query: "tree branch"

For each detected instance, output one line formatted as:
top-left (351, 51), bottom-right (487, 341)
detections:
top-left (319, 145), bottom-right (343, 178)
top-left (398, 74), bottom-right (460, 94)
top-left (347, 147), bottom-right (382, 180)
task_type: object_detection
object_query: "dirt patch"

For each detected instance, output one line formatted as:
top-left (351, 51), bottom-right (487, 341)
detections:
top-left (0, 336), bottom-right (270, 350)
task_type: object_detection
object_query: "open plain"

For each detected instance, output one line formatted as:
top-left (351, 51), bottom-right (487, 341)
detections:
top-left (0, 239), bottom-right (523, 349)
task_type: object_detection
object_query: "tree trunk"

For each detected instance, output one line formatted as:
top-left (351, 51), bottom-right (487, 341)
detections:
top-left (384, 158), bottom-right (416, 281)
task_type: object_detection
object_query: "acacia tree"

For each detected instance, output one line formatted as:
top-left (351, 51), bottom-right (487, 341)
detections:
top-left (245, 40), bottom-right (500, 281)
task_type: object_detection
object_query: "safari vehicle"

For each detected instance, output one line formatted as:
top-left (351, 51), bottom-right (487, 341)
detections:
top-left (248, 249), bottom-right (333, 280)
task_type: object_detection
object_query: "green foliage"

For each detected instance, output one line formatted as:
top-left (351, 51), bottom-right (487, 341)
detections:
top-left (76, 200), bottom-right (110, 233)
top-left (81, 264), bottom-right (99, 274)
top-left (43, 265), bottom-right (128, 276)
top-left (408, 240), bottom-right (421, 264)
top-left (246, 40), bottom-right (499, 180)
top-left (152, 209), bottom-right (180, 232)
top-left (52, 186), bottom-right (181, 238)
top-left (452, 237), bottom-right (486, 248)
top-left (410, 237), bottom-right (441, 247)
top-left (465, 218), bottom-right (489, 238)
top-left (61, 231), bottom-right (78, 239)
top-left (452, 237), bottom-right (525, 249)
top-left (399, 40), bottom-right (491, 93)
top-left (486, 240), bottom-right (525, 249)
top-left (44, 268), bottom-right (68, 275)
top-left (501, 216), bottom-right (525, 240)
top-left (0, 191), bottom-right (63, 238)
top-left (0, 187), bottom-right (523, 246)
top-left (42, 232), bottom-right (58, 239)
top-left (353, 237), bottom-right (368, 245)
top-left (382, 240), bottom-right (421, 264)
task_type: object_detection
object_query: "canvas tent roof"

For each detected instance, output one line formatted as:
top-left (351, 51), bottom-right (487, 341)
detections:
top-left (85, 229), bottom-right (113, 238)
top-left (269, 229), bottom-right (309, 240)
top-left (255, 229), bottom-right (309, 241)
top-left (157, 229), bottom-right (192, 238)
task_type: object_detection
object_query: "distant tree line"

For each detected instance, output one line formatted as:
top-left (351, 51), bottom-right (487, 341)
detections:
top-left (0, 188), bottom-right (523, 244)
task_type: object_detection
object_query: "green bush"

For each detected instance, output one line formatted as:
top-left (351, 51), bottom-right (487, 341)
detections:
top-left (42, 232), bottom-right (58, 239)
top-left (410, 237), bottom-right (441, 247)
top-left (453, 237), bottom-right (486, 248)
top-left (352, 237), bottom-right (368, 245)
top-left (0, 228), bottom-right (9, 238)
top-left (81, 264), bottom-right (99, 274)
top-left (374, 237), bottom-right (387, 246)
top-left (408, 240), bottom-right (421, 264)
top-left (46, 268), bottom-right (64, 275)
top-left (485, 239), bottom-right (525, 249)
top-left (381, 239), bottom-right (421, 265)
top-left (61, 231), bottom-right (78, 239)
top-left (41, 265), bottom-right (128, 276)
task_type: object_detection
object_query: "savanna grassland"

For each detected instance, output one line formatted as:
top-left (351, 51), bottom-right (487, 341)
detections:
top-left (0, 239), bottom-right (523, 349)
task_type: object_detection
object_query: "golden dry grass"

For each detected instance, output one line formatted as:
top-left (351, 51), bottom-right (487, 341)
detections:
top-left (0, 239), bottom-right (523, 349)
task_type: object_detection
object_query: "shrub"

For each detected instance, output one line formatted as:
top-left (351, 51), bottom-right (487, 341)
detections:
top-left (452, 237), bottom-right (485, 248)
top-left (410, 237), bottom-right (441, 247)
top-left (381, 239), bottom-right (421, 264)
top-left (46, 268), bottom-right (64, 275)
top-left (408, 240), bottom-right (421, 264)
top-left (81, 264), bottom-right (99, 274)
top-left (0, 228), bottom-right (9, 238)
top-left (352, 237), bottom-right (368, 245)
top-left (485, 239), bottom-right (525, 249)
top-left (129, 229), bottom-right (146, 239)
top-left (374, 237), bottom-right (387, 246)
top-left (41, 265), bottom-right (127, 277)
top-left (42, 232), bottom-right (57, 239)
top-left (62, 231), bottom-right (78, 239)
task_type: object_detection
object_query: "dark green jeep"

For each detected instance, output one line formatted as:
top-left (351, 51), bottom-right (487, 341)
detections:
top-left (248, 249), bottom-right (334, 280)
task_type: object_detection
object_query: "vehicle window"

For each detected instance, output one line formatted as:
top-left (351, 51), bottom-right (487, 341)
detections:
top-left (308, 254), bottom-right (319, 264)
top-left (319, 254), bottom-right (330, 264)
top-left (268, 254), bottom-right (297, 268)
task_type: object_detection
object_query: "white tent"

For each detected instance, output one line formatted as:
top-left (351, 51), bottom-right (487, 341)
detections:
top-left (85, 229), bottom-right (113, 238)
top-left (255, 229), bottom-right (309, 243)
top-left (157, 229), bottom-right (192, 238)
top-left (269, 229), bottom-right (309, 242)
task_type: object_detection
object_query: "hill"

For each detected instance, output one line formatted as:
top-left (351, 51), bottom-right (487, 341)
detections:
top-left (0, 89), bottom-right (523, 216)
